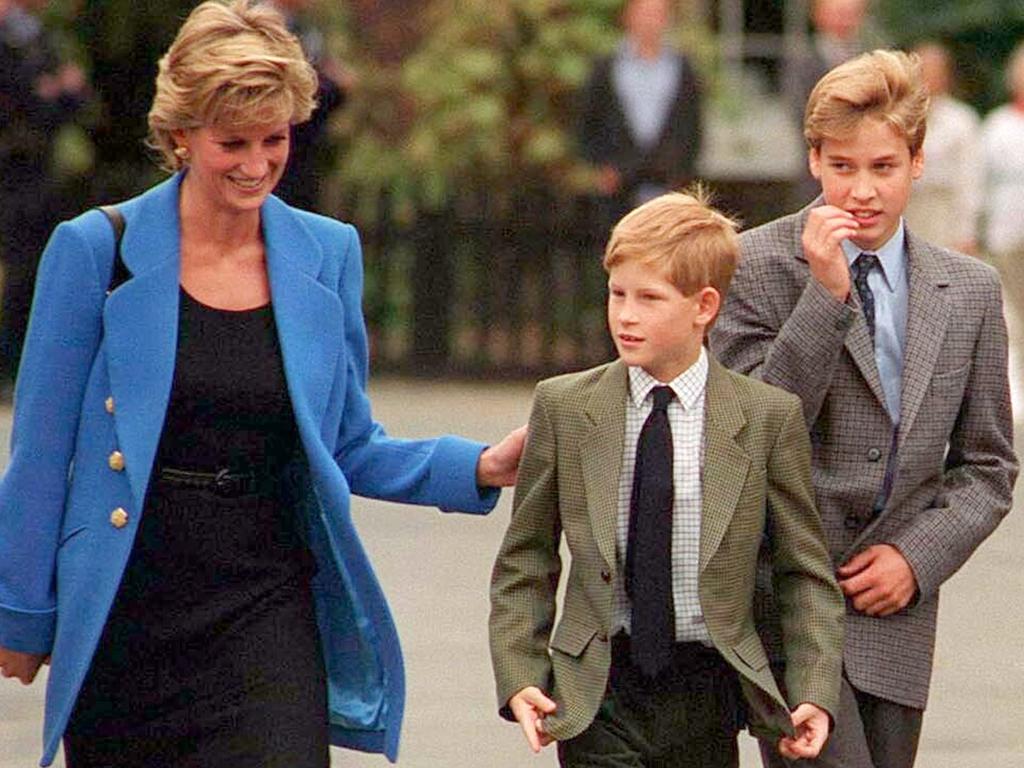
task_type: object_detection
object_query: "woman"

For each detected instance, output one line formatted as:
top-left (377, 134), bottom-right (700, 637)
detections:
top-left (0, 2), bottom-right (523, 766)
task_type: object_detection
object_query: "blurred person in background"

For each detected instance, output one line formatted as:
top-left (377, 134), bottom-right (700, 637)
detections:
top-left (0, 2), bottom-right (523, 766)
top-left (904, 41), bottom-right (981, 255)
top-left (0, 0), bottom-right (88, 397)
top-left (981, 41), bottom-right (1024, 314)
top-left (577, 0), bottom-right (702, 233)
top-left (266, 0), bottom-right (354, 212)
top-left (789, 0), bottom-right (875, 206)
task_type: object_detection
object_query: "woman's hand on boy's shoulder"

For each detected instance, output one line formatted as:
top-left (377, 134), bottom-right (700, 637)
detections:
top-left (778, 702), bottom-right (831, 760)
top-left (508, 686), bottom-right (557, 752)
top-left (476, 425), bottom-right (528, 488)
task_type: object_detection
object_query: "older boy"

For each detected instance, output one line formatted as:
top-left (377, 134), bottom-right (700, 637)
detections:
top-left (490, 192), bottom-right (844, 768)
top-left (711, 51), bottom-right (1018, 768)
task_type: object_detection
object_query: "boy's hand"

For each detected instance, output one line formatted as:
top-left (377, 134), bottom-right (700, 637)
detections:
top-left (838, 544), bottom-right (917, 616)
top-left (802, 205), bottom-right (859, 301)
top-left (508, 686), bottom-right (557, 752)
top-left (778, 702), bottom-right (830, 759)
top-left (0, 646), bottom-right (47, 685)
top-left (477, 425), bottom-right (528, 488)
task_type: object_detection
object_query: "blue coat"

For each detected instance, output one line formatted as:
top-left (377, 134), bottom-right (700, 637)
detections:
top-left (0, 174), bottom-right (498, 765)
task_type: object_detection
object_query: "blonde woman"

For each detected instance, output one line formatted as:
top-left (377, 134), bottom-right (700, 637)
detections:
top-left (0, 2), bottom-right (524, 766)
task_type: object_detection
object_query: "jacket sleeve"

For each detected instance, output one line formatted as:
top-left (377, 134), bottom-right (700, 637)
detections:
top-left (887, 278), bottom-right (1018, 599)
top-left (489, 384), bottom-right (562, 718)
top-left (328, 225), bottom-right (498, 514)
top-left (0, 219), bottom-right (105, 653)
top-left (711, 229), bottom-right (858, 428)
top-left (766, 398), bottom-right (845, 720)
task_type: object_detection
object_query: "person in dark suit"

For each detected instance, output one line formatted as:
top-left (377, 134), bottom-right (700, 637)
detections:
top-left (712, 50), bottom-right (1018, 768)
top-left (577, 0), bottom-right (702, 231)
top-left (266, 0), bottom-right (354, 212)
top-left (490, 191), bottom-right (844, 768)
top-left (0, 2), bottom-right (524, 766)
top-left (0, 0), bottom-right (88, 392)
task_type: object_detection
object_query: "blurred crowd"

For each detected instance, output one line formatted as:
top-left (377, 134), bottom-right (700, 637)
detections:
top-left (1, 0), bottom-right (1024, 388)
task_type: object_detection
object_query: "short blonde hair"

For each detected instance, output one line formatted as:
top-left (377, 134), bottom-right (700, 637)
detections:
top-left (804, 49), bottom-right (929, 155)
top-left (603, 189), bottom-right (740, 298)
top-left (148, 0), bottom-right (318, 171)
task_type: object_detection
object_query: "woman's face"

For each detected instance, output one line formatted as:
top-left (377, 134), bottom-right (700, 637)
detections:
top-left (176, 122), bottom-right (290, 215)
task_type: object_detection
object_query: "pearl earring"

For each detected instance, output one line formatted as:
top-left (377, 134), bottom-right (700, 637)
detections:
top-left (174, 146), bottom-right (191, 162)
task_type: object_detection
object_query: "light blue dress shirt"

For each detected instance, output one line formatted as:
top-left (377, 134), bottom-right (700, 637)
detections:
top-left (842, 220), bottom-right (909, 424)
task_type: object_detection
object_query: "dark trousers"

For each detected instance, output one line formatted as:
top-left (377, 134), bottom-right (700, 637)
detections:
top-left (559, 633), bottom-right (742, 768)
top-left (759, 675), bottom-right (923, 768)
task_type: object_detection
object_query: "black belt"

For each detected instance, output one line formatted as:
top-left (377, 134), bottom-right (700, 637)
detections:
top-left (156, 466), bottom-right (276, 497)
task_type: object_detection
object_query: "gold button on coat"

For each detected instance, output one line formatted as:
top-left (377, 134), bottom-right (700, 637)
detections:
top-left (108, 451), bottom-right (125, 471)
top-left (110, 507), bottom-right (128, 529)
top-left (104, 396), bottom-right (115, 414)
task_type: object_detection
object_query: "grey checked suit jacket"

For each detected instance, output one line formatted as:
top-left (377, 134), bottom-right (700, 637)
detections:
top-left (710, 202), bottom-right (1018, 710)
top-left (489, 359), bottom-right (844, 743)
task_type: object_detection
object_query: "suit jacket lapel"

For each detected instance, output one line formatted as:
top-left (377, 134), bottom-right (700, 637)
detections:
top-left (897, 233), bottom-right (951, 449)
top-left (844, 319), bottom-right (889, 409)
top-left (261, 196), bottom-right (340, 435)
top-left (700, 360), bottom-right (750, 573)
top-left (104, 175), bottom-right (182, 514)
top-left (580, 361), bottom-right (628, 572)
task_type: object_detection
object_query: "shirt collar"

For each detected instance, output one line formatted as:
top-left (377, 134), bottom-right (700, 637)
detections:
top-left (628, 347), bottom-right (708, 411)
top-left (842, 219), bottom-right (906, 292)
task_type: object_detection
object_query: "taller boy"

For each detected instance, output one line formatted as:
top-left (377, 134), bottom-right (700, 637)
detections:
top-left (712, 51), bottom-right (1018, 768)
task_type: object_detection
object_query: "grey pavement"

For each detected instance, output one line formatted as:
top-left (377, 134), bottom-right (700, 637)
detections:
top-left (2, 314), bottom-right (1023, 766)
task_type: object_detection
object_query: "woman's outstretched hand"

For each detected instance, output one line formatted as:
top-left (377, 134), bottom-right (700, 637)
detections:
top-left (476, 425), bottom-right (528, 487)
top-left (0, 645), bottom-right (47, 685)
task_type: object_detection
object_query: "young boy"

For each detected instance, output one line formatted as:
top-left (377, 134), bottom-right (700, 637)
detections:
top-left (711, 51), bottom-right (1018, 768)
top-left (489, 191), bottom-right (845, 768)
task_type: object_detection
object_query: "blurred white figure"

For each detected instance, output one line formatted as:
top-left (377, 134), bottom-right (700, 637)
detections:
top-left (905, 42), bottom-right (982, 255)
top-left (981, 42), bottom-right (1024, 315)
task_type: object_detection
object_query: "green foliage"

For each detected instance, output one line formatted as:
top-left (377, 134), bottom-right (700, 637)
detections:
top-left (333, 0), bottom-right (622, 218)
top-left (876, 0), bottom-right (1024, 114)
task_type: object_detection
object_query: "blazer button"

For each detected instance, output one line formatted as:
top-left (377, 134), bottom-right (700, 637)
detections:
top-left (104, 396), bottom-right (115, 414)
top-left (110, 507), bottom-right (129, 529)
top-left (108, 450), bottom-right (125, 471)
top-left (600, 568), bottom-right (611, 583)
top-left (867, 447), bottom-right (882, 462)
top-left (844, 513), bottom-right (859, 530)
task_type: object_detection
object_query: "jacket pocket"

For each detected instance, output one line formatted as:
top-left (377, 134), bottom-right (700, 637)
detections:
top-left (550, 621), bottom-right (598, 658)
top-left (58, 524), bottom-right (88, 548)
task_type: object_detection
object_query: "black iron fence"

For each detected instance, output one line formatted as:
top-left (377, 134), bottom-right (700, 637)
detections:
top-left (357, 179), bottom-right (796, 380)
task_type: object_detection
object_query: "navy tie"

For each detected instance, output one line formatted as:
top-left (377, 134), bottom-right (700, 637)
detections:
top-left (851, 252), bottom-right (880, 340)
top-left (625, 385), bottom-right (676, 677)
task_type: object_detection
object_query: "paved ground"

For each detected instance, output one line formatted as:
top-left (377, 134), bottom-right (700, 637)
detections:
top-left (2, 306), bottom-right (1022, 767)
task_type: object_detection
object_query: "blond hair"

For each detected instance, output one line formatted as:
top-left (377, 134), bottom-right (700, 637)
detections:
top-left (603, 188), bottom-right (740, 298)
top-left (147, 0), bottom-right (318, 171)
top-left (804, 49), bottom-right (929, 155)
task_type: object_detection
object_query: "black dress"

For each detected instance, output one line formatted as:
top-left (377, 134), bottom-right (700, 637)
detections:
top-left (64, 289), bottom-right (329, 768)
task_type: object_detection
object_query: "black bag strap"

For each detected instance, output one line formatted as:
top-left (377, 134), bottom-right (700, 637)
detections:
top-left (98, 205), bottom-right (131, 295)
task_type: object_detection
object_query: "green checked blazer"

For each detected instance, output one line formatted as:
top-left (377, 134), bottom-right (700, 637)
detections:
top-left (489, 358), bottom-right (845, 743)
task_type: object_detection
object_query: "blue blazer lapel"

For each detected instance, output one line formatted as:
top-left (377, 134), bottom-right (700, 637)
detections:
top-left (104, 176), bottom-right (182, 513)
top-left (262, 196), bottom-right (343, 436)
